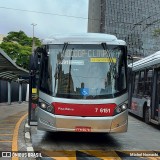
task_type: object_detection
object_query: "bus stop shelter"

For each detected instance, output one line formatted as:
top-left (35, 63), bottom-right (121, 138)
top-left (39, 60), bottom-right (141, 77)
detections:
top-left (0, 48), bottom-right (29, 104)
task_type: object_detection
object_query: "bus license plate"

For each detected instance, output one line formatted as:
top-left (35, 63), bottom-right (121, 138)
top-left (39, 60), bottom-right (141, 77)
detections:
top-left (75, 126), bottom-right (91, 132)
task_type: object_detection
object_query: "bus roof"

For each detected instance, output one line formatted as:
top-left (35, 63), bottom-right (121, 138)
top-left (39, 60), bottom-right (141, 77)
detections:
top-left (129, 51), bottom-right (160, 71)
top-left (42, 33), bottom-right (126, 45)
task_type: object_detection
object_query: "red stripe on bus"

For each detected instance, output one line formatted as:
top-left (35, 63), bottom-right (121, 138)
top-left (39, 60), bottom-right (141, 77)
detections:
top-left (52, 102), bottom-right (116, 116)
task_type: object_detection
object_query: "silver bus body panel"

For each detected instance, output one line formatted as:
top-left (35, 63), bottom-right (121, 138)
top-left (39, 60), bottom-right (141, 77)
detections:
top-left (37, 91), bottom-right (128, 133)
top-left (39, 91), bottom-right (128, 105)
top-left (129, 97), bottom-right (147, 118)
top-left (38, 108), bottom-right (128, 133)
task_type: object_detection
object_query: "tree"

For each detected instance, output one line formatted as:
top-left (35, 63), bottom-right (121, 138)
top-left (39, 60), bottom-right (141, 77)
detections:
top-left (0, 30), bottom-right (41, 69)
top-left (153, 29), bottom-right (160, 37)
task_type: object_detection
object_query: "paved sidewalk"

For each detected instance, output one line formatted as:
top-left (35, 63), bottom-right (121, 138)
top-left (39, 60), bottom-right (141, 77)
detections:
top-left (0, 102), bottom-right (28, 159)
top-left (0, 102), bottom-right (28, 120)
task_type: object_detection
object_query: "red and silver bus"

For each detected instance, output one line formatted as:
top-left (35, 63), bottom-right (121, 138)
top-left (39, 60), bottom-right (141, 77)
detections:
top-left (29, 33), bottom-right (128, 133)
top-left (129, 51), bottom-right (160, 125)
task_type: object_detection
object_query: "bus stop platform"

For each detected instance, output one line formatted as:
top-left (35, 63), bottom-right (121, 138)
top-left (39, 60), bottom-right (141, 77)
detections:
top-left (0, 102), bottom-right (29, 158)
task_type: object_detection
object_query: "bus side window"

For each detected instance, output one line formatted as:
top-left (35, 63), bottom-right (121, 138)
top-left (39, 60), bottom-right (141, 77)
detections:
top-left (137, 71), bottom-right (145, 96)
top-left (133, 71), bottom-right (139, 96)
top-left (157, 71), bottom-right (160, 104)
top-left (144, 69), bottom-right (153, 96)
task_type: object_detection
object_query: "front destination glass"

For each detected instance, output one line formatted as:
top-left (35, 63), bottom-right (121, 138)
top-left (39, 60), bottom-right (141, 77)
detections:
top-left (39, 44), bottom-right (127, 99)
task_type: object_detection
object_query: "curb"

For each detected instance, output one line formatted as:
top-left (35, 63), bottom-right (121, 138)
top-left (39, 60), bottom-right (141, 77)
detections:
top-left (24, 119), bottom-right (34, 149)
top-left (24, 119), bottom-right (36, 160)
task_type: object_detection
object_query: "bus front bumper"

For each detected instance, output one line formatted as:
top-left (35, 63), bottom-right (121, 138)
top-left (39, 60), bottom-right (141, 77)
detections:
top-left (37, 108), bottom-right (128, 133)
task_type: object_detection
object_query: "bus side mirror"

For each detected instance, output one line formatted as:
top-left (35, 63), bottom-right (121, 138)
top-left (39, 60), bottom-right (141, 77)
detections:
top-left (35, 47), bottom-right (48, 56)
top-left (29, 47), bottom-right (47, 71)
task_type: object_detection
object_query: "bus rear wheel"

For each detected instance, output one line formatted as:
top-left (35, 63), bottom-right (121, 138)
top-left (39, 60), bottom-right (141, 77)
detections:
top-left (144, 107), bottom-right (150, 124)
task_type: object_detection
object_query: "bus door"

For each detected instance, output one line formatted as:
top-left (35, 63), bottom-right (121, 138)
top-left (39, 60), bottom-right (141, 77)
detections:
top-left (28, 72), bottom-right (38, 125)
top-left (151, 69), bottom-right (160, 122)
top-left (128, 67), bottom-right (133, 109)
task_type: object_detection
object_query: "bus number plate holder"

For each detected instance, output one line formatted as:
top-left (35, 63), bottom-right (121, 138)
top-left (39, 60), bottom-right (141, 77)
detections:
top-left (75, 126), bottom-right (91, 132)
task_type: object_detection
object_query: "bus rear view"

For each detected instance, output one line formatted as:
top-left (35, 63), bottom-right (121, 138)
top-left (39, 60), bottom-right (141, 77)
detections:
top-left (31, 33), bottom-right (128, 133)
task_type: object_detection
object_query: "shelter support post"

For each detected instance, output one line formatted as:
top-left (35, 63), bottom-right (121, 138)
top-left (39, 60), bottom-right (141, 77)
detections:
top-left (8, 81), bottom-right (11, 105)
top-left (19, 83), bottom-right (22, 103)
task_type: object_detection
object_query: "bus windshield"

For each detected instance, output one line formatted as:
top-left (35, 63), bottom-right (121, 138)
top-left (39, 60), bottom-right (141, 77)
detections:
top-left (39, 44), bottom-right (127, 99)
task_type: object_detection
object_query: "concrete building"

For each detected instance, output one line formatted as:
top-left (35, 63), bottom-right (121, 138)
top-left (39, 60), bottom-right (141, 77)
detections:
top-left (88, 0), bottom-right (101, 33)
top-left (88, 0), bottom-right (160, 57)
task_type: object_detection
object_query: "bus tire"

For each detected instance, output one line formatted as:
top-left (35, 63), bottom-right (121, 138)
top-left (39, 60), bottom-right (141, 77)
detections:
top-left (144, 107), bottom-right (150, 124)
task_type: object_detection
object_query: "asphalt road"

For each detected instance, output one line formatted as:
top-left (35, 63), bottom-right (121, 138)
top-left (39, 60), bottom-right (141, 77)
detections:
top-left (30, 114), bottom-right (160, 159)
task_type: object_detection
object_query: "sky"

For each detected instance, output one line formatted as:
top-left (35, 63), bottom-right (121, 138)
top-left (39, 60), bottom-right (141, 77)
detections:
top-left (0, 0), bottom-right (89, 39)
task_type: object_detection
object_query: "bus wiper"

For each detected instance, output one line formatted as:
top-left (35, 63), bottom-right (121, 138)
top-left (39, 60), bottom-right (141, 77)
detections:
top-left (101, 43), bottom-right (118, 79)
top-left (101, 43), bottom-right (113, 67)
top-left (68, 48), bottom-right (74, 94)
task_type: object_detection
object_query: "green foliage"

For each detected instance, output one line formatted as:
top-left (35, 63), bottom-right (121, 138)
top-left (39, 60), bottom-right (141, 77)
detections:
top-left (0, 30), bottom-right (41, 69)
top-left (153, 29), bottom-right (160, 37)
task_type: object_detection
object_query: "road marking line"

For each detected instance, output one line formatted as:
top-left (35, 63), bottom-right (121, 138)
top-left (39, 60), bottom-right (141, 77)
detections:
top-left (0, 122), bottom-right (17, 124)
top-left (0, 126), bottom-right (15, 127)
top-left (81, 150), bottom-right (121, 160)
top-left (42, 151), bottom-right (76, 160)
top-left (0, 124), bottom-right (16, 126)
top-left (0, 134), bottom-right (13, 136)
top-left (41, 150), bottom-right (122, 160)
top-left (12, 113), bottom-right (28, 160)
top-left (2, 122), bottom-right (15, 124)
top-left (0, 133), bottom-right (13, 135)
top-left (146, 158), bottom-right (159, 160)
top-left (0, 128), bottom-right (14, 129)
top-left (0, 120), bottom-right (15, 121)
top-left (0, 121), bottom-right (16, 122)
top-left (52, 157), bottom-right (76, 160)
top-left (9, 116), bottom-right (24, 118)
top-left (10, 115), bottom-right (24, 117)
top-left (0, 139), bottom-right (12, 141)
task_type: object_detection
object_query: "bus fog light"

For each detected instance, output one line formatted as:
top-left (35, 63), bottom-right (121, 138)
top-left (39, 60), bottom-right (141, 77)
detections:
top-left (116, 107), bottom-right (121, 113)
top-left (47, 106), bottom-right (53, 113)
top-left (114, 103), bottom-right (127, 115)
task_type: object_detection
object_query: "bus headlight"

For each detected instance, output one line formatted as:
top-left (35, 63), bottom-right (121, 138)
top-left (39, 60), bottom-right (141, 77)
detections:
top-left (114, 103), bottom-right (127, 115)
top-left (40, 102), bottom-right (47, 109)
top-left (121, 104), bottom-right (127, 110)
top-left (39, 101), bottom-right (54, 113)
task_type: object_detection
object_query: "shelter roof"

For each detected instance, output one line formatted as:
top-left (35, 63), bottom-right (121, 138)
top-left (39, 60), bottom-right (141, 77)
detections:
top-left (0, 48), bottom-right (29, 83)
